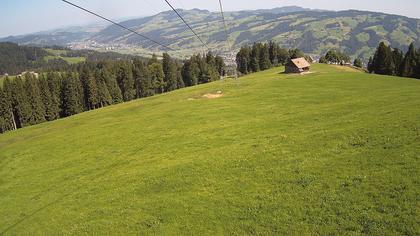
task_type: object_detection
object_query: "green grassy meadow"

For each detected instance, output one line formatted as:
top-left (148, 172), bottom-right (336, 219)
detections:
top-left (44, 48), bottom-right (86, 64)
top-left (0, 64), bottom-right (419, 235)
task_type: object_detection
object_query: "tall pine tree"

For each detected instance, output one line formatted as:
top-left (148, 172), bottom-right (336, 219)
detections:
top-left (116, 63), bottom-right (135, 101)
top-left (134, 60), bottom-right (154, 98)
top-left (162, 53), bottom-right (178, 92)
top-left (11, 76), bottom-right (31, 128)
top-left (94, 69), bottom-right (112, 108)
top-left (401, 43), bottom-right (417, 78)
top-left (61, 73), bottom-right (83, 117)
top-left (0, 87), bottom-right (15, 133)
top-left (101, 66), bottom-right (123, 103)
top-left (148, 62), bottom-right (165, 94)
top-left (259, 43), bottom-right (272, 70)
top-left (371, 42), bottom-right (394, 75)
top-left (24, 73), bottom-right (46, 125)
top-left (39, 75), bottom-right (59, 121)
top-left (250, 43), bottom-right (260, 72)
top-left (1, 77), bottom-right (17, 130)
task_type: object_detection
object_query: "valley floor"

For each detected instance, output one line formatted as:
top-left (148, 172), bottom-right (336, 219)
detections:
top-left (0, 64), bottom-right (419, 234)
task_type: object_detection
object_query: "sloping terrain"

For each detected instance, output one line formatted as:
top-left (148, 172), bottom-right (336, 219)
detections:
top-left (2, 7), bottom-right (420, 60)
top-left (92, 8), bottom-right (420, 59)
top-left (0, 64), bottom-right (419, 234)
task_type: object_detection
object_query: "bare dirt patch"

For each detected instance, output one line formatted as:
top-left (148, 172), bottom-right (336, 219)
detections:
top-left (202, 91), bottom-right (223, 99)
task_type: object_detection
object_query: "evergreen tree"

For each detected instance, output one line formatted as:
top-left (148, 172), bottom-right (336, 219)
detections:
top-left (80, 64), bottom-right (105, 110)
top-left (162, 53), bottom-right (171, 77)
top-left (197, 54), bottom-right (219, 83)
top-left (181, 58), bottom-right (199, 86)
top-left (319, 56), bottom-right (328, 64)
top-left (116, 63), bottom-right (135, 101)
top-left (135, 61), bottom-right (154, 97)
top-left (268, 41), bottom-right (279, 66)
top-left (47, 73), bottom-right (62, 120)
top-left (148, 62), bottom-right (165, 94)
top-left (0, 88), bottom-right (7, 133)
top-left (416, 49), bottom-right (420, 79)
top-left (39, 75), bottom-right (59, 121)
top-left (148, 54), bottom-right (159, 65)
top-left (215, 55), bottom-right (226, 76)
top-left (204, 65), bottom-right (219, 83)
top-left (162, 53), bottom-right (178, 92)
top-left (250, 43), bottom-right (260, 72)
top-left (61, 73), bottom-right (82, 117)
top-left (175, 64), bottom-right (185, 89)
top-left (1, 77), bottom-right (17, 130)
top-left (86, 72), bottom-right (99, 109)
top-left (353, 58), bottom-right (363, 68)
top-left (236, 46), bottom-right (251, 74)
top-left (76, 72), bottom-right (86, 112)
top-left (23, 73), bottom-right (46, 125)
top-left (367, 57), bottom-right (374, 73)
top-left (401, 43), bottom-right (417, 78)
top-left (206, 51), bottom-right (216, 67)
top-left (11, 76), bottom-right (31, 128)
top-left (0, 87), bottom-right (14, 133)
top-left (94, 69), bottom-right (112, 108)
top-left (324, 50), bottom-right (350, 64)
top-left (101, 67), bottom-right (123, 103)
top-left (259, 43), bottom-right (272, 70)
top-left (371, 42), bottom-right (394, 75)
top-left (205, 52), bottom-right (220, 81)
top-left (289, 48), bottom-right (305, 59)
top-left (276, 48), bottom-right (290, 65)
top-left (392, 48), bottom-right (404, 76)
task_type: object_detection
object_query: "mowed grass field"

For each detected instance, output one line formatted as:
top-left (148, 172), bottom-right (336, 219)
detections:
top-left (0, 64), bottom-right (419, 235)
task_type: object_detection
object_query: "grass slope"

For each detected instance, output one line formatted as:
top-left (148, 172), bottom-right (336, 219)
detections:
top-left (44, 49), bottom-right (85, 64)
top-left (0, 64), bottom-right (419, 235)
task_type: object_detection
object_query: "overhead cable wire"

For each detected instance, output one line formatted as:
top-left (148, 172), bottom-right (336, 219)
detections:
top-left (217, 0), bottom-right (237, 79)
top-left (61, 0), bottom-right (173, 51)
top-left (218, 0), bottom-right (232, 50)
top-left (163, 0), bottom-right (209, 50)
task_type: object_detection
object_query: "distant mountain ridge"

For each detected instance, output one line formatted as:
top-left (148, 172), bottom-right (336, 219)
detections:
top-left (1, 6), bottom-right (419, 60)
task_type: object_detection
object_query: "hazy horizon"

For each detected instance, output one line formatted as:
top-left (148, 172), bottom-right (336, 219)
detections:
top-left (1, 0), bottom-right (420, 38)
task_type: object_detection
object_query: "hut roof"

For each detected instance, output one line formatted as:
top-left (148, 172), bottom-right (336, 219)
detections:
top-left (289, 58), bottom-right (310, 69)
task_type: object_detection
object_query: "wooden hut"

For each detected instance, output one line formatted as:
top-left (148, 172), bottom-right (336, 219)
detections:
top-left (285, 58), bottom-right (310, 73)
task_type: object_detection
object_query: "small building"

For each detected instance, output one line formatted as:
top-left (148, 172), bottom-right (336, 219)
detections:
top-left (285, 58), bottom-right (311, 73)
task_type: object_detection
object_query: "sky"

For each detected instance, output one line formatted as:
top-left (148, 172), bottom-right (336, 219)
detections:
top-left (1, 0), bottom-right (420, 37)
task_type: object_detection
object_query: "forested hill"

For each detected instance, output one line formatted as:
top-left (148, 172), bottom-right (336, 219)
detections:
top-left (0, 42), bottom-right (144, 75)
top-left (92, 9), bottom-right (420, 59)
top-left (2, 7), bottom-right (419, 60)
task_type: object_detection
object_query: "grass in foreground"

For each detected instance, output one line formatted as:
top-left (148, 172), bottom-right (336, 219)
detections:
top-left (0, 64), bottom-right (419, 235)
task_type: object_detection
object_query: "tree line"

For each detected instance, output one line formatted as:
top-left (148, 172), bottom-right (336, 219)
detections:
top-left (0, 42), bottom-right (63, 75)
top-left (319, 50), bottom-right (351, 65)
top-left (0, 42), bottom-right (152, 75)
top-left (368, 42), bottom-right (420, 79)
top-left (0, 52), bottom-right (225, 134)
top-left (319, 50), bottom-right (364, 68)
top-left (235, 42), bottom-right (308, 75)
